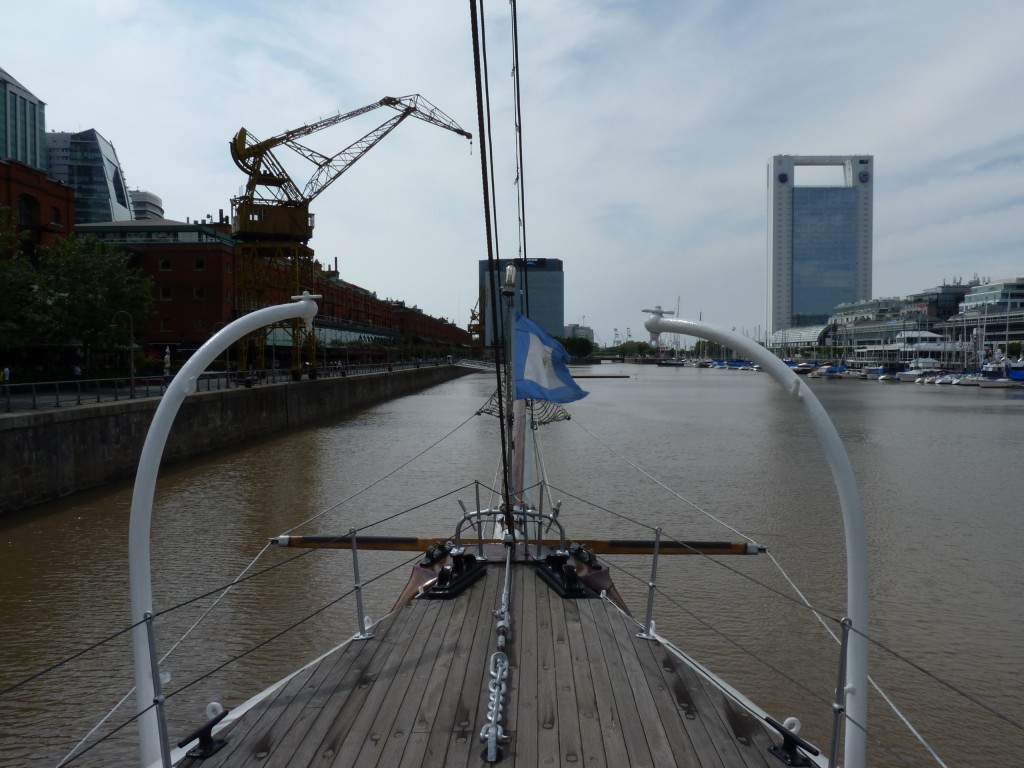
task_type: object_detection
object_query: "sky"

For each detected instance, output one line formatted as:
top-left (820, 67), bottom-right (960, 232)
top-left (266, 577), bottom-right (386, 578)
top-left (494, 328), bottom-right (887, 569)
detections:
top-left (5, 0), bottom-right (1023, 347)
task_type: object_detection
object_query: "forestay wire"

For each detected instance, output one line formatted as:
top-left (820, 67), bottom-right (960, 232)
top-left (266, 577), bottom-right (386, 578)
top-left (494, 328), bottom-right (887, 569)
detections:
top-left (568, 413), bottom-right (1022, 765)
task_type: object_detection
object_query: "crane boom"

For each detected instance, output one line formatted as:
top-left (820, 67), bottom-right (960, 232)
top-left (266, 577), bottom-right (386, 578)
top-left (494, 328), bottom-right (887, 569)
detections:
top-left (227, 93), bottom-right (470, 376)
top-left (230, 94), bottom-right (471, 207)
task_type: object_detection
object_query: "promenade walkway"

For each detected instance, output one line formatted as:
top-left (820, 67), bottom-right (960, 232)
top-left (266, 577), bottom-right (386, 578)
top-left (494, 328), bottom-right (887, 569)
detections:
top-left (0, 360), bottom-right (462, 417)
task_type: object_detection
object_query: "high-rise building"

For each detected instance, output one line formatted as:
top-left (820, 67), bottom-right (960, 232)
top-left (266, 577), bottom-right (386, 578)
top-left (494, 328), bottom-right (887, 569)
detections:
top-left (46, 129), bottom-right (133, 224)
top-left (767, 155), bottom-right (873, 333)
top-left (130, 189), bottom-right (164, 220)
top-left (0, 66), bottom-right (46, 171)
top-left (479, 258), bottom-right (564, 347)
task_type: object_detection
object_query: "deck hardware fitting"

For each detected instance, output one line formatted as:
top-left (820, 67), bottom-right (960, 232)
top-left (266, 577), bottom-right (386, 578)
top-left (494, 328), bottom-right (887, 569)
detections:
top-left (349, 528), bottom-right (373, 640)
top-left (638, 527), bottom-right (662, 639)
top-left (177, 708), bottom-right (229, 759)
top-left (765, 715), bottom-right (820, 766)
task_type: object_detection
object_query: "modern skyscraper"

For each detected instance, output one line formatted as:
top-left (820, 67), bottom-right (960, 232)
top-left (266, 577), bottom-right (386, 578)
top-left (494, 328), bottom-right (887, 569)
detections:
top-left (0, 66), bottom-right (46, 171)
top-left (46, 129), bottom-right (133, 224)
top-left (767, 155), bottom-right (873, 333)
top-left (479, 258), bottom-right (565, 347)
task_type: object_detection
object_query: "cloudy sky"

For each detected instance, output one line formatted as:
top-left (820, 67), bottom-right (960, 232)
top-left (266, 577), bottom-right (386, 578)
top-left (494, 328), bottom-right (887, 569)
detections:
top-left (6, 0), bottom-right (1023, 346)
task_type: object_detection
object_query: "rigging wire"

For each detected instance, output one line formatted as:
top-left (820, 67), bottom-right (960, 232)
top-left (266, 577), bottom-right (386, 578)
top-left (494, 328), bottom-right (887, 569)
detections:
top-left (53, 400), bottom-right (502, 763)
top-left (469, 0), bottom-right (512, 528)
top-left (565, 411), bottom-right (962, 761)
top-left (5, 404), bottom-right (493, 706)
top-left (280, 407), bottom-right (483, 534)
top-left (57, 542), bottom-right (275, 767)
top-left (54, 552), bottom-right (423, 766)
top-left (509, 0), bottom-right (530, 315)
top-left (570, 416), bottom-right (757, 543)
top-left (565, 413), bottom-right (1023, 756)
top-left (605, 563), bottom-right (917, 767)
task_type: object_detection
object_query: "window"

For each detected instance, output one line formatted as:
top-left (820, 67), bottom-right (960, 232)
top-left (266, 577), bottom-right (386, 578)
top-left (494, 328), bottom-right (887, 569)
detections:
top-left (159, 317), bottom-right (173, 333)
top-left (193, 287), bottom-right (206, 300)
top-left (194, 318), bottom-right (207, 332)
top-left (50, 207), bottom-right (62, 226)
top-left (159, 259), bottom-right (171, 271)
top-left (17, 194), bottom-right (39, 228)
top-left (160, 287), bottom-right (172, 301)
top-left (194, 258), bottom-right (205, 271)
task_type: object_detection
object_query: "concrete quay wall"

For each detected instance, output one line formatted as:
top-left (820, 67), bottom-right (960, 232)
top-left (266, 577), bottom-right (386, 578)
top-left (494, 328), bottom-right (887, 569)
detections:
top-left (0, 366), bottom-right (470, 516)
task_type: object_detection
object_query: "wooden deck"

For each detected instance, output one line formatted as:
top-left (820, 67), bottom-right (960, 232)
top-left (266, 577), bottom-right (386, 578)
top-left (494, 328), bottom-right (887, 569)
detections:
top-left (181, 564), bottom-right (785, 767)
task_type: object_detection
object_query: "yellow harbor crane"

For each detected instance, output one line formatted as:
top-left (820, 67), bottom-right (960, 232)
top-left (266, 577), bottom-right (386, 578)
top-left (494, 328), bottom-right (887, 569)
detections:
top-left (229, 95), bottom-right (471, 374)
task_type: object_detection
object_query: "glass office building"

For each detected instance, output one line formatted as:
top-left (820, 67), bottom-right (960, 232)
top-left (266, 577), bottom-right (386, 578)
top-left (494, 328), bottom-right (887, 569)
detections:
top-left (479, 258), bottom-right (565, 347)
top-left (46, 129), bottom-right (133, 224)
top-left (767, 155), bottom-right (873, 333)
top-left (0, 66), bottom-right (46, 171)
top-left (791, 187), bottom-right (858, 326)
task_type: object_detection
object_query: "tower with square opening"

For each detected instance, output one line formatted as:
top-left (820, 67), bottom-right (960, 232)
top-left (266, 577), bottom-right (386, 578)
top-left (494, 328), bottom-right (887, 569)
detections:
top-left (767, 154), bottom-right (873, 334)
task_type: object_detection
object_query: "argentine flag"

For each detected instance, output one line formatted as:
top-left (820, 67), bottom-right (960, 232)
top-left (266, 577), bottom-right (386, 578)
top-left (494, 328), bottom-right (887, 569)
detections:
top-left (513, 312), bottom-right (588, 403)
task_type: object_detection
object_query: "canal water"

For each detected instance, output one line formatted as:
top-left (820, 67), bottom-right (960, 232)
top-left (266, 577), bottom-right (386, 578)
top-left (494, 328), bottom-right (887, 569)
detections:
top-left (1, 365), bottom-right (1022, 766)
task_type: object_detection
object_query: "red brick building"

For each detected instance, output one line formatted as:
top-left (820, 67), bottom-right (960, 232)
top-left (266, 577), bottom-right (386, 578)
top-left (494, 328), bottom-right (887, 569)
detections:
top-left (79, 217), bottom-right (473, 364)
top-left (0, 159), bottom-right (75, 247)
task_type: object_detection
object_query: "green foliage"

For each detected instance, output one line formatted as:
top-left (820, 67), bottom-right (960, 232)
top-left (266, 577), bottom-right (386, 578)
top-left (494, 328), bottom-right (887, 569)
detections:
top-left (0, 227), bottom-right (154, 371)
top-left (559, 336), bottom-right (594, 358)
top-left (600, 340), bottom-right (654, 357)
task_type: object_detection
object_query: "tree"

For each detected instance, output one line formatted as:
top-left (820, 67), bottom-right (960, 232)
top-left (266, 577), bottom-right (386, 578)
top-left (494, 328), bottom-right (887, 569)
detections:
top-left (560, 336), bottom-right (594, 358)
top-left (0, 229), bottom-right (153, 374)
top-left (620, 340), bottom-right (654, 357)
top-left (0, 209), bottom-right (42, 349)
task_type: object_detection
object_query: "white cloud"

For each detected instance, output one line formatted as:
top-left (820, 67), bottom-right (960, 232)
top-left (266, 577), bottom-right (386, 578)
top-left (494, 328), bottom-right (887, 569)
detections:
top-left (4, 0), bottom-right (1022, 343)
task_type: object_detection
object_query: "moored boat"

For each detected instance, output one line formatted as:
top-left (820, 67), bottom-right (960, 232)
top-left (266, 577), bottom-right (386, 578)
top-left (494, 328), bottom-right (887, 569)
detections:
top-left (895, 358), bottom-right (944, 382)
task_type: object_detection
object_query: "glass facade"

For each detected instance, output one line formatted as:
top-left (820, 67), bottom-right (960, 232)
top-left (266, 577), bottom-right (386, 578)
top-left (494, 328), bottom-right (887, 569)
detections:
top-left (791, 187), bottom-right (857, 326)
top-left (959, 278), bottom-right (1024, 313)
top-left (479, 258), bottom-right (565, 346)
top-left (46, 129), bottom-right (133, 224)
top-left (0, 67), bottom-right (47, 171)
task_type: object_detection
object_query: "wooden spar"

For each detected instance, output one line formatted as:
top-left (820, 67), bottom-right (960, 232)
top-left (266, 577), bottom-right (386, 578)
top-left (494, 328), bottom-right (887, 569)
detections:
top-left (272, 535), bottom-right (761, 555)
top-left (584, 539), bottom-right (762, 556)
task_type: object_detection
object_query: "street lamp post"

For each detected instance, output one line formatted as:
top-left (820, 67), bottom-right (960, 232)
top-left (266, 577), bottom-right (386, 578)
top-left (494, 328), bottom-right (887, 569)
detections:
top-left (112, 310), bottom-right (135, 399)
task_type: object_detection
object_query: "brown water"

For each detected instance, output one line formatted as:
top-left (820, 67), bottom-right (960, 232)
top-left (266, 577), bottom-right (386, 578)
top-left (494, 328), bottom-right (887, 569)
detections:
top-left (1, 367), bottom-right (1022, 766)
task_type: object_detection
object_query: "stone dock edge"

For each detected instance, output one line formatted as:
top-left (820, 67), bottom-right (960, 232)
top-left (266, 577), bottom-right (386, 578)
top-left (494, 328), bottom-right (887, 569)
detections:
top-left (0, 366), bottom-right (473, 516)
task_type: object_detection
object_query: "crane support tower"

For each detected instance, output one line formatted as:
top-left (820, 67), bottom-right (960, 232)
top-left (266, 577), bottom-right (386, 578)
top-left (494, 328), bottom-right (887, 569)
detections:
top-left (229, 95), bottom-right (471, 376)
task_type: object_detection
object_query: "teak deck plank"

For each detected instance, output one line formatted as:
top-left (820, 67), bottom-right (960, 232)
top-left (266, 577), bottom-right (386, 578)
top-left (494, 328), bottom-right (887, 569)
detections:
top-left (184, 620), bottom-right (381, 768)
top-left (561, 599), bottom-right (606, 766)
top-left (343, 598), bottom-right (444, 767)
top-left (605, 602), bottom-right (679, 766)
top-left (548, 588), bottom-right (584, 766)
top-left (188, 562), bottom-right (792, 768)
top-left (626, 617), bottom-right (710, 766)
top-left (533, 572), bottom-right (561, 763)
top-left (512, 564), bottom-right (539, 768)
top-left (590, 594), bottom-right (657, 766)
top-left (441, 569), bottom-right (501, 767)
top-left (576, 598), bottom-right (631, 767)
top-left (412, 575), bottom-right (477, 735)
top-left (374, 599), bottom-right (455, 767)
top-left (292, 605), bottom-right (420, 767)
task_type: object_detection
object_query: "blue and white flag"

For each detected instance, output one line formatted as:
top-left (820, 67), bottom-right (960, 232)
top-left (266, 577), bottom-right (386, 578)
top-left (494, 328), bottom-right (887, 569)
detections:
top-left (513, 312), bottom-right (588, 403)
